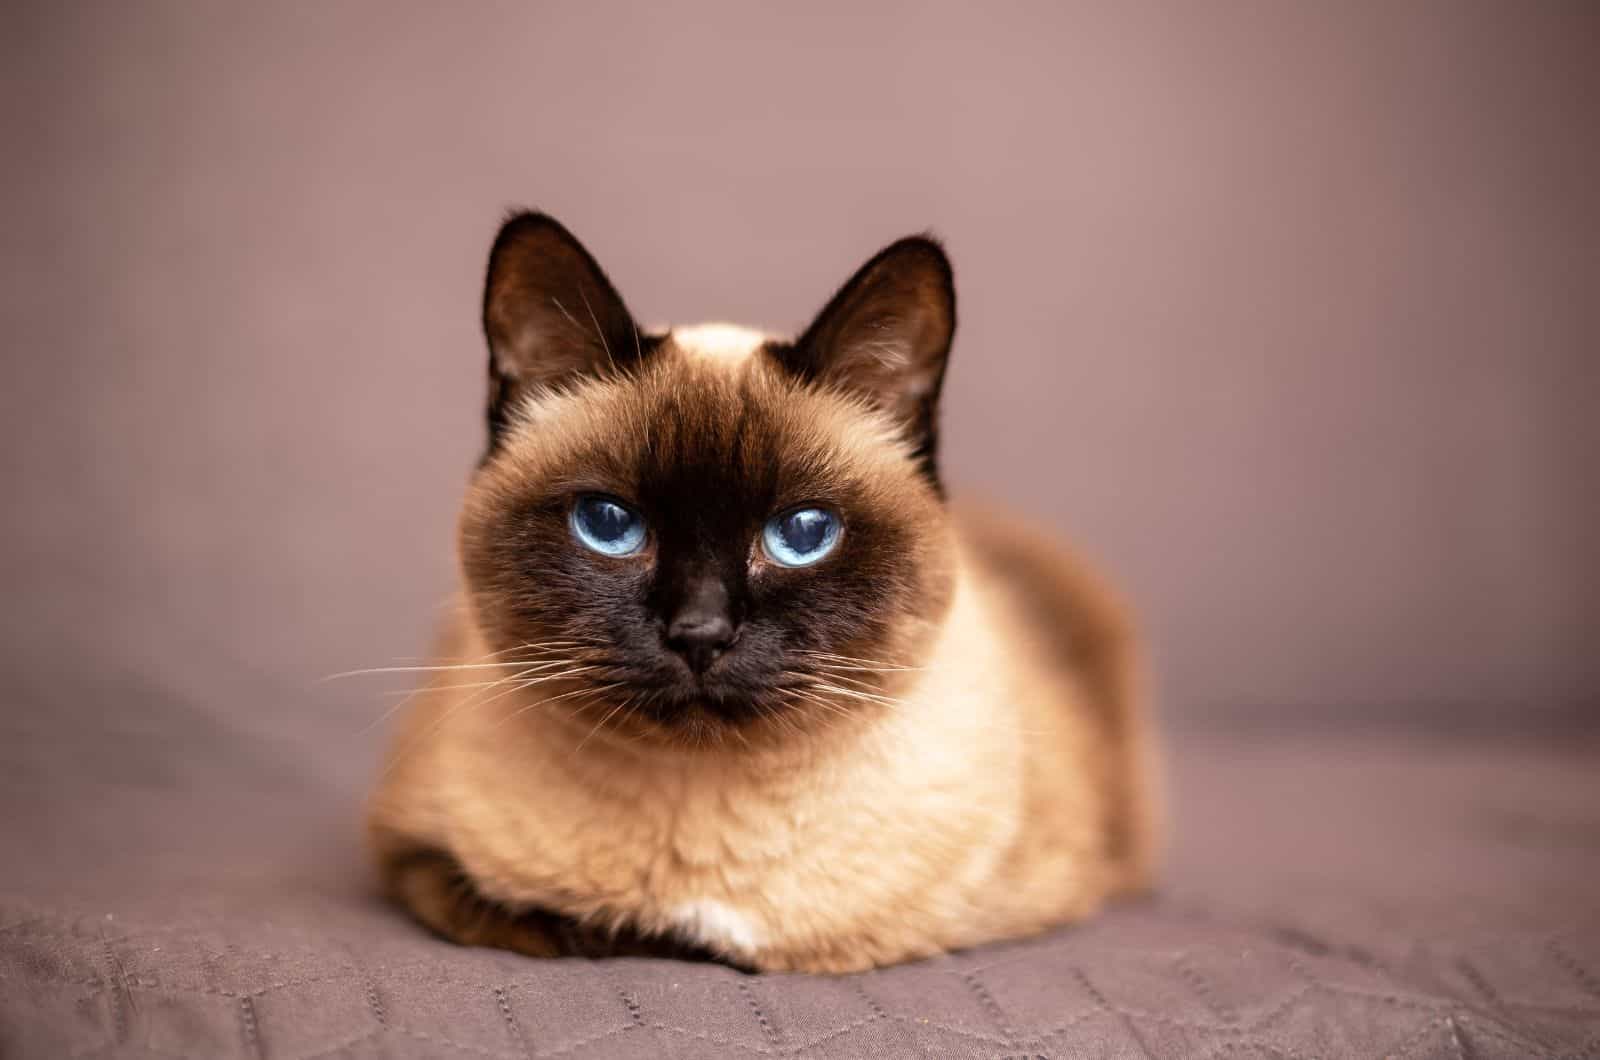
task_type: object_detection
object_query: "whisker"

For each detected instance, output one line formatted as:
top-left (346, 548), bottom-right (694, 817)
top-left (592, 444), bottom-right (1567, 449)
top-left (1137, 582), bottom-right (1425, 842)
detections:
top-left (805, 669), bottom-right (884, 692)
top-left (334, 640), bottom-right (589, 680)
top-left (327, 658), bottom-right (571, 681)
top-left (335, 652), bottom-right (590, 683)
top-left (375, 666), bottom-right (599, 695)
top-left (494, 682), bottom-right (629, 734)
top-left (424, 661), bottom-right (602, 740)
top-left (785, 687), bottom-right (853, 721)
top-left (371, 657), bottom-right (609, 778)
top-left (799, 651), bottom-right (924, 672)
top-left (807, 682), bottom-right (906, 709)
top-left (358, 655), bottom-right (578, 734)
top-left (372, 664), bottom-right (551, 781)
top-left (577, 287), bottom-right (618, 372)
top-left (574, 691), bottom-right (636, 753)
top-left (467, 640), bottom-right (590, 660)
top-left (358, 690), bottom-right (427, 736)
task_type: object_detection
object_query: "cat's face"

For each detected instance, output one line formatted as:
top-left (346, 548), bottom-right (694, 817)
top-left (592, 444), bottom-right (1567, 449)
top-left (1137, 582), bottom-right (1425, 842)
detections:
top-left (457, 214), bottom-right (958, 745)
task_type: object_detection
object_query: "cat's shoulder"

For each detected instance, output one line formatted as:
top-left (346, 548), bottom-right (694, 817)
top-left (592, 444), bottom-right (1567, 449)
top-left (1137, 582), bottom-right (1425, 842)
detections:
top-left (953, 501), bottom-right (1134, 649)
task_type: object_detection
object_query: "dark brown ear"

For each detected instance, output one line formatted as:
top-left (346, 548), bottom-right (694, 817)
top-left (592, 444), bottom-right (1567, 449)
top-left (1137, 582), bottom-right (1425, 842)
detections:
top-left (481, 212), bottom-right (646, 451)
top-left (774, 236), bottom-right (956, 488)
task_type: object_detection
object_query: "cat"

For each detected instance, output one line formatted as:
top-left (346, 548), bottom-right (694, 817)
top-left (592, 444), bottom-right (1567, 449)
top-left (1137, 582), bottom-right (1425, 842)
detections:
top-left (365, 211), bottom-right (1157, 974)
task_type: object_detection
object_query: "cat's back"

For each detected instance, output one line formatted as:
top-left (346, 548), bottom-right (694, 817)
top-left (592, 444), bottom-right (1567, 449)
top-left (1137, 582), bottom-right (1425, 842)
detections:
top-left (954, 503), bottom-right (1158, 891)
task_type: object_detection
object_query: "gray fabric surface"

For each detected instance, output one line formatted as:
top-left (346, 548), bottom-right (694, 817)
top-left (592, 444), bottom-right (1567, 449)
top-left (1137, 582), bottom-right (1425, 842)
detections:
top-left (3, 675), bottom-right (1597, 1058)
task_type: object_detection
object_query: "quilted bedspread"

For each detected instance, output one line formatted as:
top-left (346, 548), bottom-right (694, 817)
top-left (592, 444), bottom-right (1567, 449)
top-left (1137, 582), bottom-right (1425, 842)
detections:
top-left (3, 667), bottom-right (1597, 1059)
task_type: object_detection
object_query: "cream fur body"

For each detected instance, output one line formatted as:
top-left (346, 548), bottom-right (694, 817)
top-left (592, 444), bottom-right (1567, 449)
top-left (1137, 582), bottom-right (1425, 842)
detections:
top-left (369, 323), bottom-right (1151, 970)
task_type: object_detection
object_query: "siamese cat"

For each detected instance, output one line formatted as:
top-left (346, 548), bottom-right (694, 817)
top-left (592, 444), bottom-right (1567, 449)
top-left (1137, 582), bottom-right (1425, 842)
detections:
top-left (366, 212), bottom-right (1156, 973)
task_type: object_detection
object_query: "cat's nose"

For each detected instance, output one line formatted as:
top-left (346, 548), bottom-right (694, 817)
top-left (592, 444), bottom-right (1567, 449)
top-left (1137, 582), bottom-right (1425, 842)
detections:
top-left (665, 580), bottom-right (738, 674)
top-left (666, 610), bottom-right (736, 674)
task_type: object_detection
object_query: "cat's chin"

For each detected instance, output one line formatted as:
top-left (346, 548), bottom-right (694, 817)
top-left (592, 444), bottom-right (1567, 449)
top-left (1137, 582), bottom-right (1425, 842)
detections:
top-left (638, 688), bottom-right (775, 728)
top-left (593, 683), bottom-right (820, 748)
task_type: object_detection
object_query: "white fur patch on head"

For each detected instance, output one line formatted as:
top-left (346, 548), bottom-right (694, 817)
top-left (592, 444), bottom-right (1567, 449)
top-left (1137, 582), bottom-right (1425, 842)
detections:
top-left (669, 323), bottom-right (772, 364)
top-left (510, 382), bottom-right (587, 431)
top-left (669, 898), bottom-right (764, 956)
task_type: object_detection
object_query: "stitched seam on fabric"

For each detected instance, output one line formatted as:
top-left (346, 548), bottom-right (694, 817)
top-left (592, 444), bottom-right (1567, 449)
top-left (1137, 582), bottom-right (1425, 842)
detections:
top-left (1074, 966), bottom-right (1160, 1060)
top-left (1454, 1012), bottom-right (1564, 1060)
top-left (850, 980), bottom-right (1017, 1049)
top-left (516, 989), bottom-right (643, 1060)
top-left (1024, 1007), bottom-right (1103, 1045)
top-left (239, 995), bottom-right (264, 1059)
top-left (365, 979), bottom-right (387, 1026)
top-left (1455, 955), bottom-right (1506, 1012)
top-left (1549, 937), bottom-right (1600, 1001)
top-left (1454, 955), bottom-right (1559, 1051)
top-left (1175, 953), bottom-right (1239, 1023)
top-left (1448, 970), bottom-right (1572, 1060)
top-left (1303, 977), bottom-right (1456, 1015)
top-left (1094, 981), bottom-right (1316, 1039)
top-left (494, 986), bottom-right (530, 1057)
top-left (738, 979), bottom-right (783, 1048)
top-left (618, 988), bottom-right (645, 1028)
top-left (1246, 983), bottom-right (1315, 1033)
top-left (850, 981), bottom-right (888, 1022)
top-left (964, 970), bottom-right (1018, 1043)
top-left (97, 934), bottom-right (128, 1044)
top-left (1314, 986), bottom-right (1564, 1060)
top-left (775, 1011), bottom-right (882, 1055)
top-left (1102, 985), bottom-right (1312, 1036)
top-left (1262, 923), bottom-right (1393, 977)
top-left (1375, 1016), bottom-right (1446, 1060)
top-left (1334, 980), bottom-right (1571, 1054)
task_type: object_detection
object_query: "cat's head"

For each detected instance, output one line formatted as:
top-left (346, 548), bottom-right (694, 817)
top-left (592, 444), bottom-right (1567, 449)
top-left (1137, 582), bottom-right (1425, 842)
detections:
top-left (458, 212), bottom-right (958, 746)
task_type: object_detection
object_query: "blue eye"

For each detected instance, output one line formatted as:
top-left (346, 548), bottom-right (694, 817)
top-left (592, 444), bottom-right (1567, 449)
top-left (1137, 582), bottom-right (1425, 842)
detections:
top-left (571, 495), bottom-right (647, 556)
top-left (762, 507), bottom-right (841, 567)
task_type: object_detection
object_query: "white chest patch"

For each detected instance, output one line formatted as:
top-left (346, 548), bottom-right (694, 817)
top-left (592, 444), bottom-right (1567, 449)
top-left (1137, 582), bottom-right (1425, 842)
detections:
top-left (669, 899), bottom-right (764, 956)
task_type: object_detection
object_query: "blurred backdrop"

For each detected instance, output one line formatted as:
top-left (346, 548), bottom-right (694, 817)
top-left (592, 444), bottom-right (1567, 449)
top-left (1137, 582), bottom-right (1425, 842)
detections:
top-left (3, 2), bottom-right (1595, 787)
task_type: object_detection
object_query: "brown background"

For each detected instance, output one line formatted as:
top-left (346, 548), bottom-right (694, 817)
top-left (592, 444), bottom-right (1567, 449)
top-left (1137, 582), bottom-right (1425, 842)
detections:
top-left (3, 2), bottom-right (1595, 779)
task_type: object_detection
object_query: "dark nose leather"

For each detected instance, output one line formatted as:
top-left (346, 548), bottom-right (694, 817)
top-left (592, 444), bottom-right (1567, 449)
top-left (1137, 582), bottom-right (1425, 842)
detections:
top-left (665, 577), bottom-right (737, 674)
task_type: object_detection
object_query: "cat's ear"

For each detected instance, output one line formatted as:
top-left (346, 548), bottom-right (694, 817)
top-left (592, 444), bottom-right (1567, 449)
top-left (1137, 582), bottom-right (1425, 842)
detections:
top-left (777, 236), bottom-right (956, 485)
top-left (481, 211), bottom-right (644, 448)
